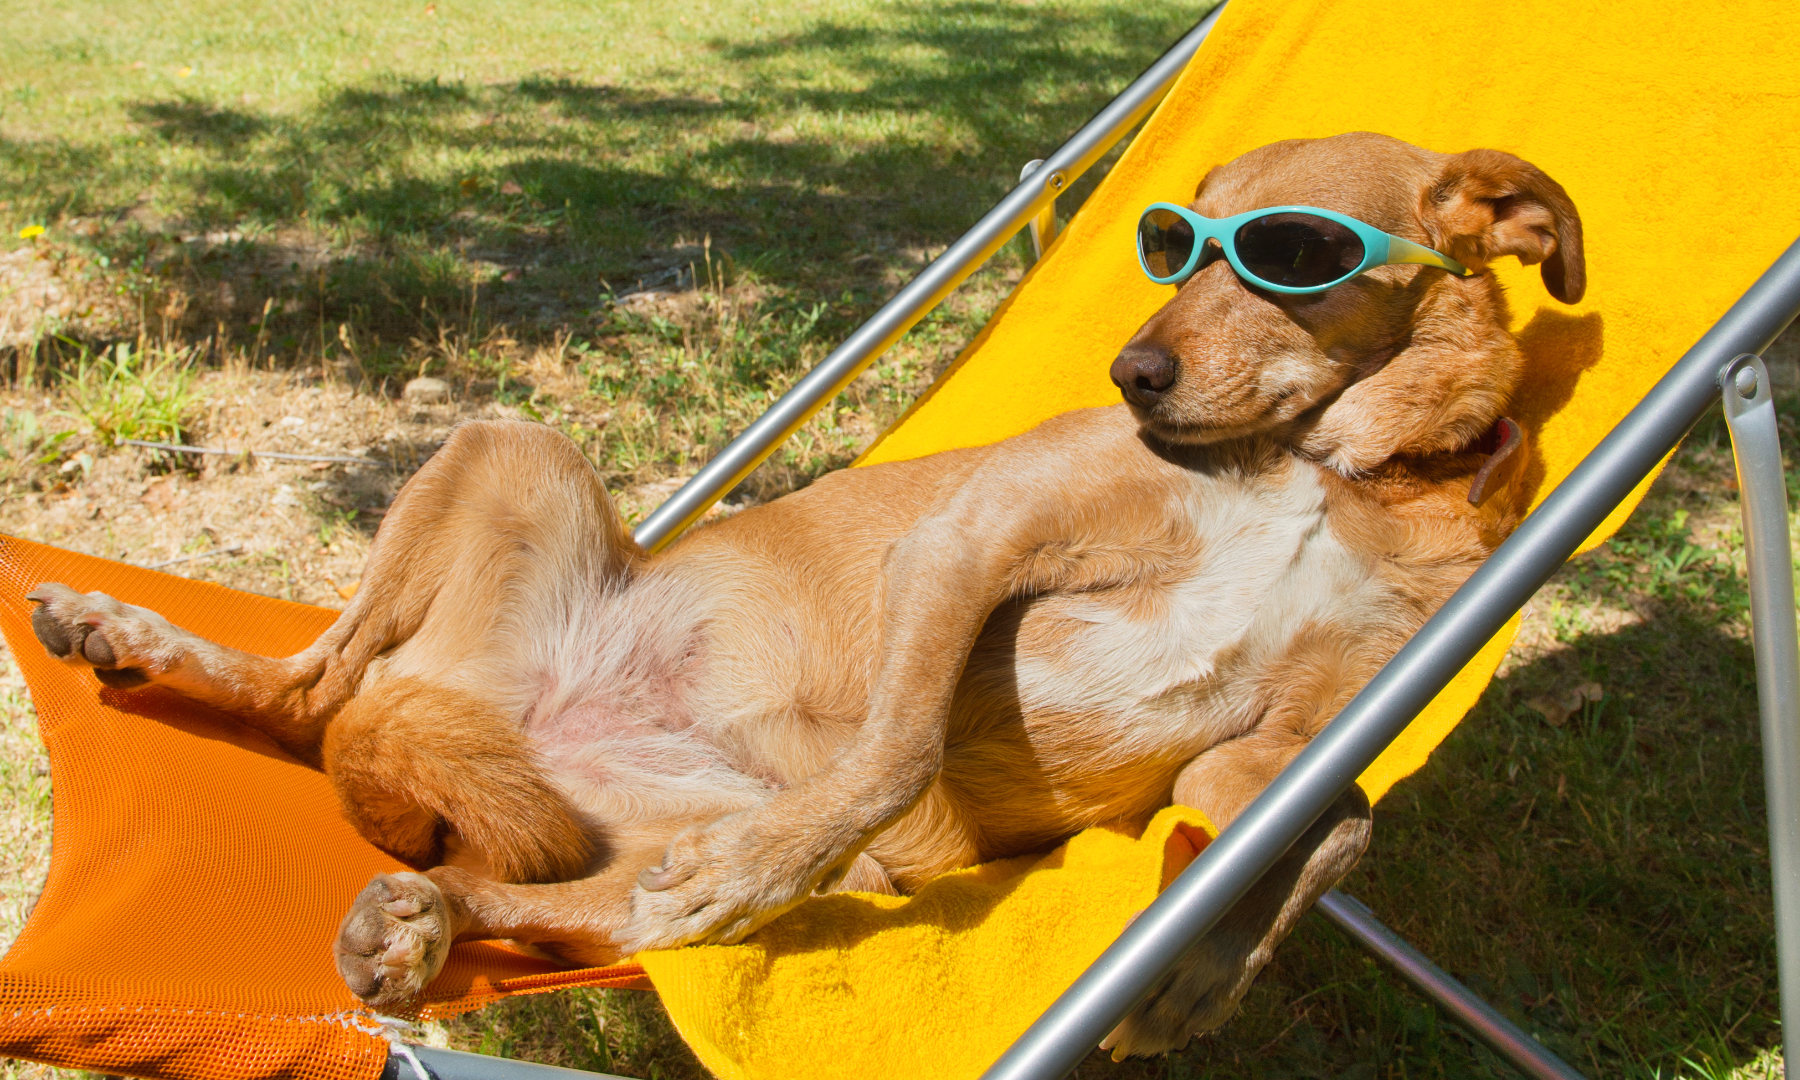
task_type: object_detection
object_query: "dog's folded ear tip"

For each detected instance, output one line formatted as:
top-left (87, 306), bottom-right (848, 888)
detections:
top-left (1539, 256), bottom-right (1585, 305)
top-left (1468, 416), bottom-right (1528, 507)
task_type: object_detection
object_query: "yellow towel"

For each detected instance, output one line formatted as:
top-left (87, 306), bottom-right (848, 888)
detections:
top-left (640, 0), bottom-right (1800, 1076)
top-left (641, 808), bottom-right (1217, 1079)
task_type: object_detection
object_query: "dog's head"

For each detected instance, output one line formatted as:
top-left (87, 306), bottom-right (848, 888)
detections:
top-left (1113, 132), bottom-right (1583, 474)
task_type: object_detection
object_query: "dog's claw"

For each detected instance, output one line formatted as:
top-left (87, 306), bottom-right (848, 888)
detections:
top-left (636, 862), bottom-right (693, 892)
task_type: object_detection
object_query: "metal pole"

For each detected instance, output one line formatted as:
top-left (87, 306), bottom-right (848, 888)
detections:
top-left (1720, 351), bottom-right (1800, 1057)
top-left (979, 244), bottom-right (1800, 1080)
top-left (1315, 891), bottom-right (1587, 1080)
top-left (381, 1043), bottom-right (630, 1080)
top-left (630, 1), bottom-right (1230, 551)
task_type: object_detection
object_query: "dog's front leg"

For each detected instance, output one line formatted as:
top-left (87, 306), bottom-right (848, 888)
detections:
top-left (622, 410), bottom-right (1153, 952)
top-left (621, 510), bottom-right (1009, 951)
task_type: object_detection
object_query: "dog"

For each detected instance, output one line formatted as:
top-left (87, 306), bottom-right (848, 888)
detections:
top-left (25, 131), bottom-right (1580, 1056)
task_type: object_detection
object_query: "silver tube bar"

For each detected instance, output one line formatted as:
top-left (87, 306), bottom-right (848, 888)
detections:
top-left (630, 1), bottom-right (1230, 551)
top-left (1315, 891), bottom-right (1587, 1080)
top-left (381, 1044), bottom-right (629, 1080)
top-left (1720, 352), bottom-right (1800, 1055)
top-left (980, 242), bottom-right (1800, 1080)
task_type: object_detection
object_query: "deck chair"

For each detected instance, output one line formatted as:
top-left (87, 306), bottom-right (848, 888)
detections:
top-left (5, 0), bottom-right (1800, 1078)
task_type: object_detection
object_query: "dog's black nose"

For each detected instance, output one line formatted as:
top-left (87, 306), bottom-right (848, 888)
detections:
top-left (1110, 346), bottom-right (1177, 408)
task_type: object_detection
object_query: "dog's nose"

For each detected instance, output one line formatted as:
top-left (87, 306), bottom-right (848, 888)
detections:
top-left (1110, 346), bottom-right (1177, 408)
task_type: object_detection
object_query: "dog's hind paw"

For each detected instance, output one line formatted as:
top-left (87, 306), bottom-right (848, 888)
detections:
top-left (25, 582), bottom-right (180, 688)
top-left (333, 872), bottom-right (457, 1008)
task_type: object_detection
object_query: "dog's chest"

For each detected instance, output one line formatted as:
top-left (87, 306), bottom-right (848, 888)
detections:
top-left (1005, 464), bottom-right (1381, 746)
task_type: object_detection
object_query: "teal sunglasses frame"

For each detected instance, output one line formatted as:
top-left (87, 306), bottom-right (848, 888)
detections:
top-left (1136, 202), bottom-right (1473, 294)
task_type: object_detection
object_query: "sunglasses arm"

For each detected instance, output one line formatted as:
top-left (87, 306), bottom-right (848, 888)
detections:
top-left (1384, 235), bottom-right (1474, 277)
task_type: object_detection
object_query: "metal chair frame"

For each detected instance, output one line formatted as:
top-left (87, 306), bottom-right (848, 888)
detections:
top-left (381, 7), bottom-right (1800, 1077)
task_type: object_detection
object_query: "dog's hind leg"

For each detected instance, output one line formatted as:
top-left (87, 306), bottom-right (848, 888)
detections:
top-left (332, 828), bottom-right (894, 1007)
top-left (27, 420), bottom-right (641, 764)
top-left (333, 826), bottom-right (674, 1007)
top-left (29, 421), bottom-right (639, 880)
top-left (323, 675), bottom-right (598, 882)
top-left (309, 421), bottom-right (642, 880)
top-left (26, 581), bottom-right (352, 762)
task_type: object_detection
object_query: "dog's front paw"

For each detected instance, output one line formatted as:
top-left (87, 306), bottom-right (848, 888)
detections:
top-left (333, 872), bottom-right (455, 1008)
top-left (1098, 928), bottom-right (1255, 1058)
top-left (26, 582), bottom-right (180, 688)
top-left (621, 811), bottom-right (833, 953)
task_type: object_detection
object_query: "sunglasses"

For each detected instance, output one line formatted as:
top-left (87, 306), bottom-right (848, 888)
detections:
top-left (1136, 203), bottom-right (1473, 294)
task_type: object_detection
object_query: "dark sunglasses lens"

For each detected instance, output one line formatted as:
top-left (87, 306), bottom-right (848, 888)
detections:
top-left (1234, 213), bottom-right (1364, 289)
top-left (1139, 208), bottom-right (1196, 279)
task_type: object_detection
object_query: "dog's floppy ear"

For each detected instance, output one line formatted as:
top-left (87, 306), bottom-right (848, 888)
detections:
top-left (1426, 149), bottom-right (1585, 304)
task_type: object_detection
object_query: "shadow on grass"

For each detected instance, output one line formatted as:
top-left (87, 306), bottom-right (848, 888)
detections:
top-left (1123, 605), bottom-right (1772, 1079)
top-left (6, 0), bottom-right (1206, 363)
top-left (128, 99), bottom-right (269, 151)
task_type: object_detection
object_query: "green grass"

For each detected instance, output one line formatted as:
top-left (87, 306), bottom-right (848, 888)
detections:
top-left (58, 338), bottom-right (204, 446)
top-left (1, 0), bottom-right (1794, 1077)
top-left (4, 0), bottom-right (1194, 493)
top-left (1, 0), bottom-right (1180, 379)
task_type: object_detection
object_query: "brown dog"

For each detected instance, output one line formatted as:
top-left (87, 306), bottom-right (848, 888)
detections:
top-left (25, 132), bottom-right (1580, 1056)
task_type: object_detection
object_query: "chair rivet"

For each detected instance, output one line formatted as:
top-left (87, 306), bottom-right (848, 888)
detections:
top-left (1736, 365), bottom-right (1760, 398)
top-left (1049, 172), bottom-right (1066, 190)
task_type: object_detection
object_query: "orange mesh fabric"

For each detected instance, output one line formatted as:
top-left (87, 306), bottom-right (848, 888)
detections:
top-left (0, 536), bottom-right (648, 1080)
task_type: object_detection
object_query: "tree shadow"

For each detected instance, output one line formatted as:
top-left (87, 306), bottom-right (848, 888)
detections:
top-left (50, 0), bottom-right (1203, 360)
top-left (126, 99), bottom-right (268, 151)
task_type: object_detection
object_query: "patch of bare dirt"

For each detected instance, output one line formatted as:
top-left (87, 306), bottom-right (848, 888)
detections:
top-left (1, 368), bottom-right (745, 609)
top-left (0, 242), bottom-right (136, 351)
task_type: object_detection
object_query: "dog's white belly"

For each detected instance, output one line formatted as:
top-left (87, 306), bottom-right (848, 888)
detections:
top-left (1010, 464), bottom-right (1385, 772)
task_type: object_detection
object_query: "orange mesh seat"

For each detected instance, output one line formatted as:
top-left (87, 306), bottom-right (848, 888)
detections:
top-left (0, 538), bottom-right (649, 1080)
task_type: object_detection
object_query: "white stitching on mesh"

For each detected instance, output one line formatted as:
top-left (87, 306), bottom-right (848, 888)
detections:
top-left (340, 1011), bottom-right (431, 1080)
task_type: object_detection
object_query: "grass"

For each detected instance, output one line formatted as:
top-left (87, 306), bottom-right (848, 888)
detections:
top-left (58, 338), bottom-right (204, 447)
top-left (3, 0), bottom-right (1184, 497)
top-left (0, 0), bottom-right (1795, 1077)
top-left (0, 407), bottom-right (60, 483)
top-left (1, 0), bottom-right (1179, 482)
